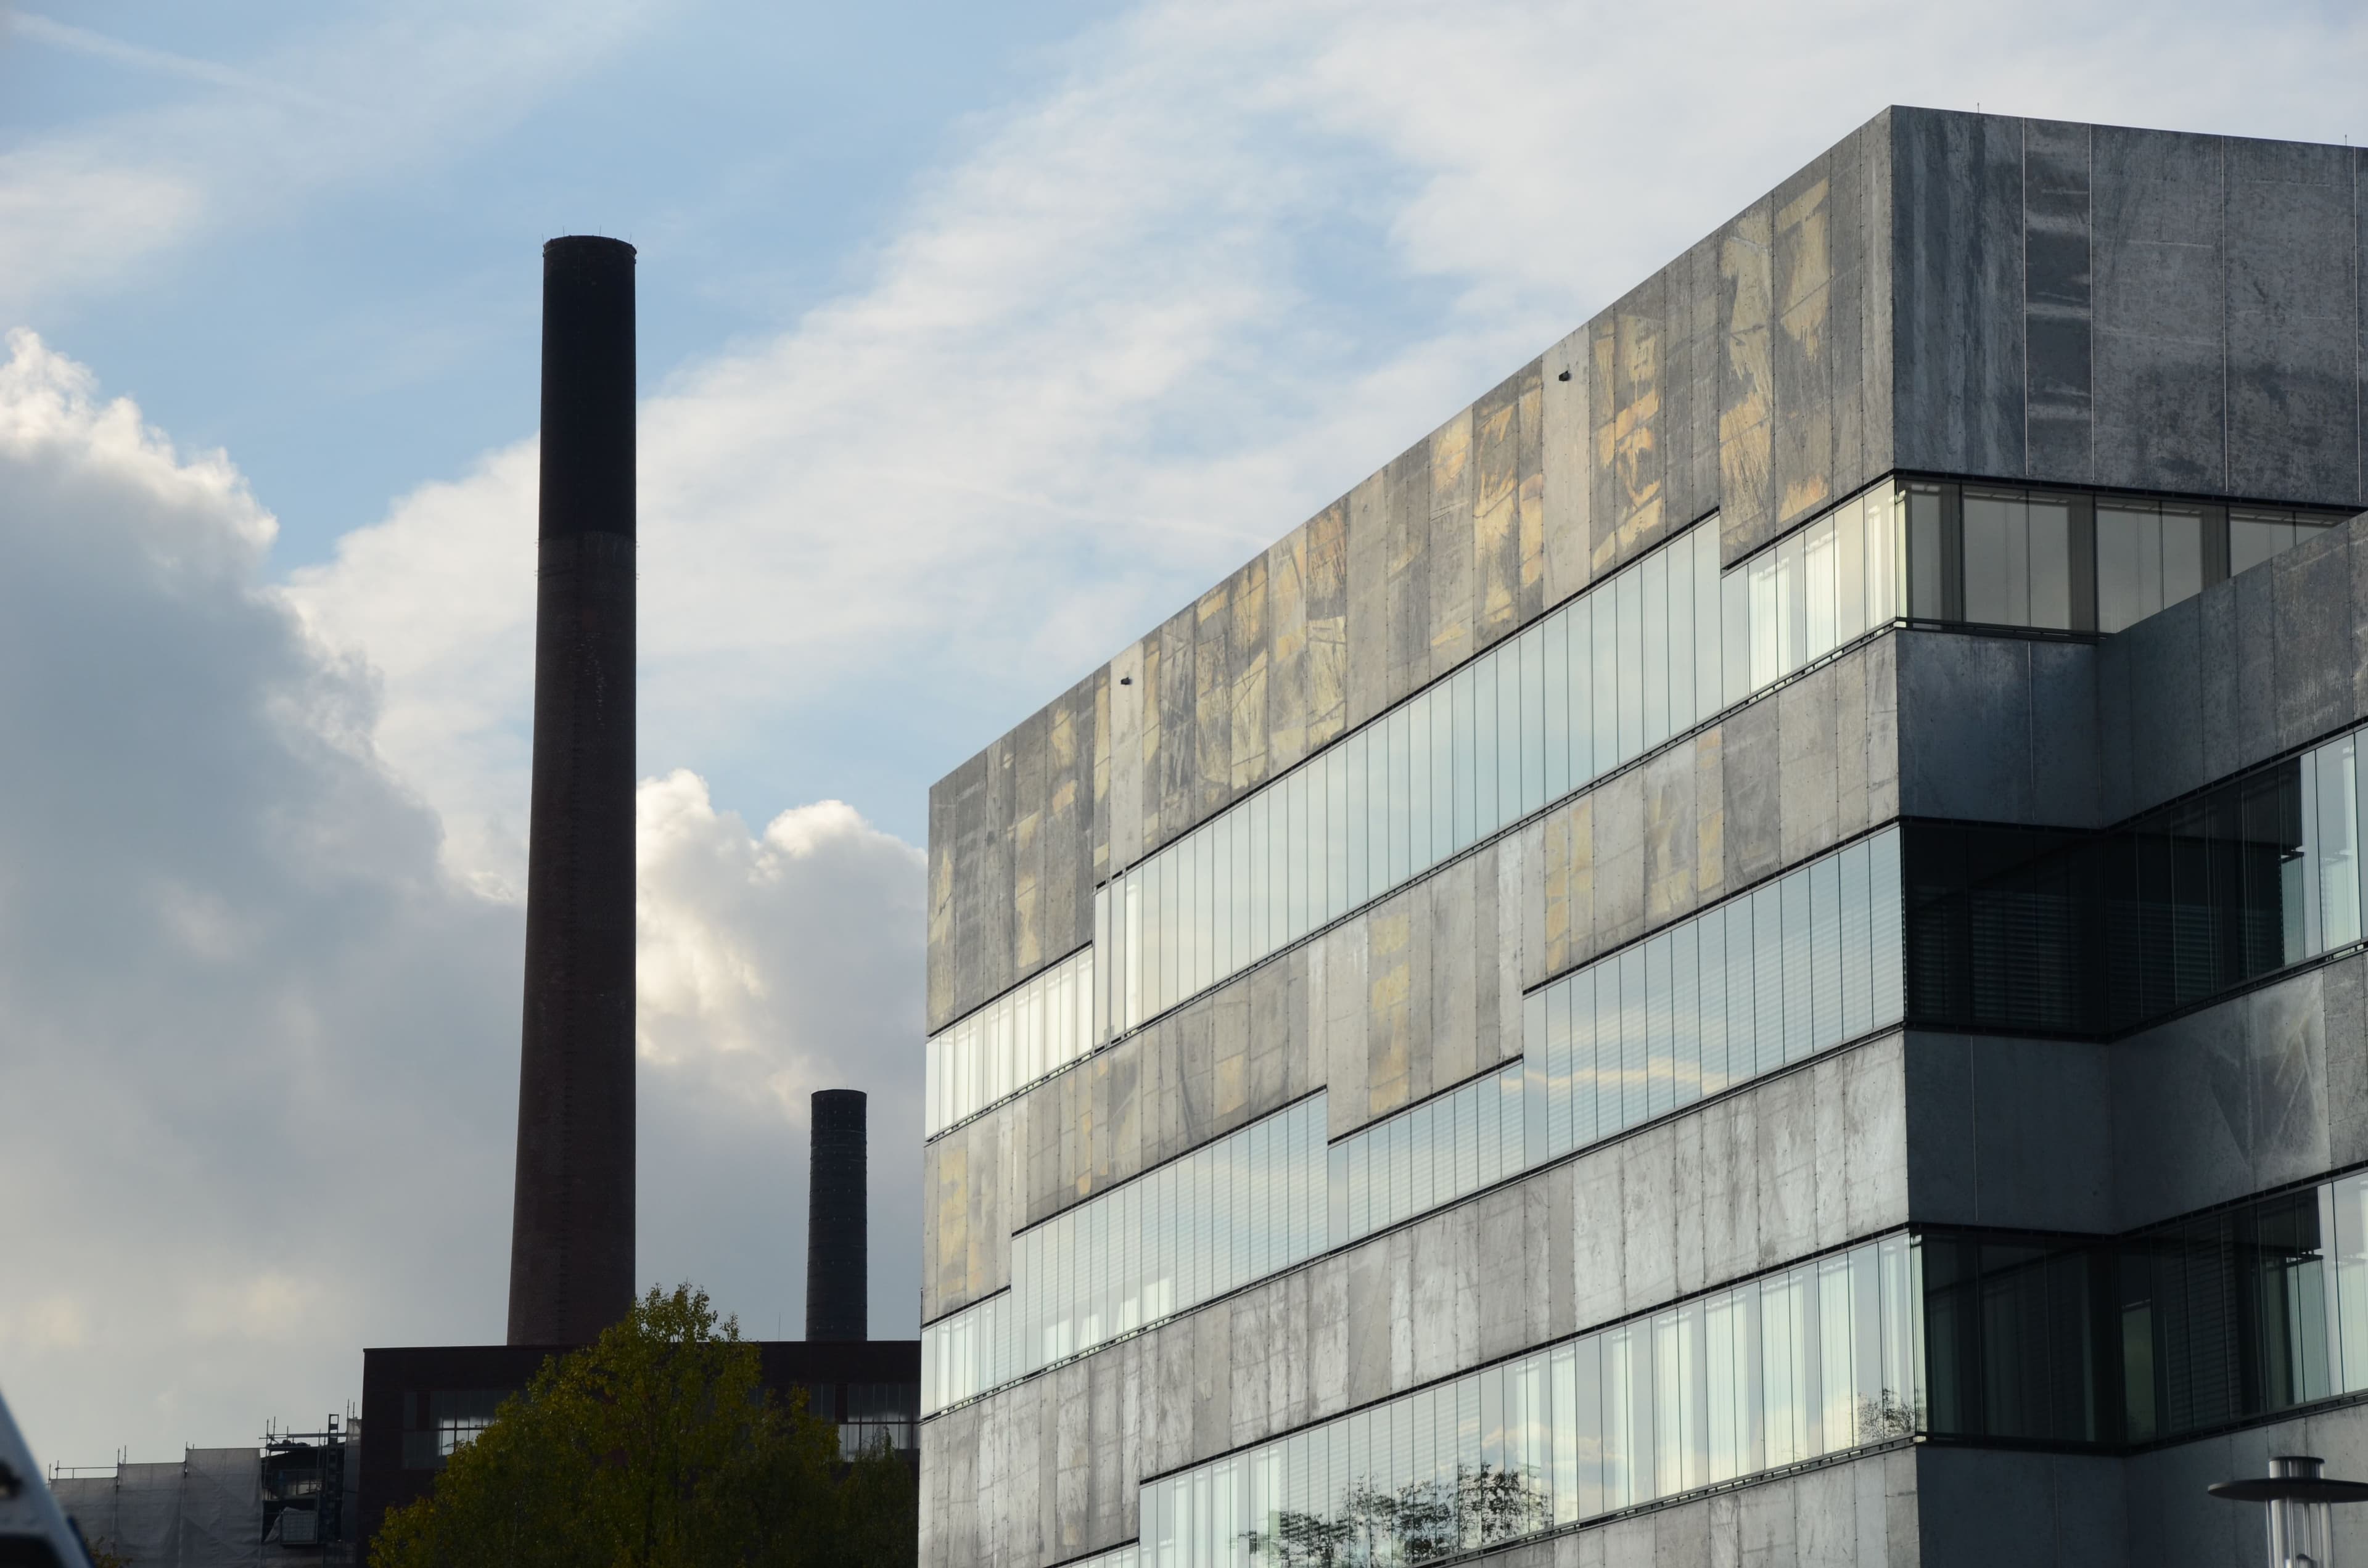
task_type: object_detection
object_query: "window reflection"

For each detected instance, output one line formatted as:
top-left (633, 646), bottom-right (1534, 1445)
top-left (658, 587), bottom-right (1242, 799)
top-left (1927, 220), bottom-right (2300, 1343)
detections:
top-left (1530, 830), bottom-right (1903, 1164)
top-left (926, 947), bottom-right (1095, 1138)
top-left (1138, 1237), bottom-right (1918, 1568)
top-left (1904, 728), bottom-right (2368, 1038)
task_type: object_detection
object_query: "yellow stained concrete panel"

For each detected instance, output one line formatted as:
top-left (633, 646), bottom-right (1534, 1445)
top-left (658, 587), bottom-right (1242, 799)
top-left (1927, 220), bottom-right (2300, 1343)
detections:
top-left (1474, 387), bottom-right (1522, 647)
top-left (1344, 474), bottom-right (1390, 729)
top-left (1304, 501), bottom-right (1349, 749)
top-left (1777, 176), bottom-right (1835, 519)
top-left (1540, 327), bottom-right (1593, 607)
top-left (1590, 308), bottom-right (1667, 574)
top-left (1230, 554), bottom-right (1270, 794)
top-left (1266, 530), bottom-right (1308, 771)
top-left (1111, 641), bottom-right (1145, 870)
top-left (1516, 366), bottom-right (1545, 618)
top-left (1428, 408), bottom-right (1476, 678)
top-left (1196, 583), bottom-right (1233, 820)
top-left (1642, 743), bottom-right (1696, 927)
top-left (1137, 634), bottom-right (1164, 849)
top-left (1012, 718), bottom-right (1045, 973)
top-left (927, 833), bottom-right (954, 1026)
top-left (1091, 667), bottom-right (1112, 881)
top-left (1719, 204), bottom-right (1775, 560)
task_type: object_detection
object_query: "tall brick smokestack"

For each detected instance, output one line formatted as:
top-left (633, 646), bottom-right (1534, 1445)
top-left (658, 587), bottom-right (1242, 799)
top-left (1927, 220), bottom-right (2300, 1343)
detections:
top-left (508, 235), bottom-right (638, 1347)
top-left (805, 1090), bottom-right (868, 1341)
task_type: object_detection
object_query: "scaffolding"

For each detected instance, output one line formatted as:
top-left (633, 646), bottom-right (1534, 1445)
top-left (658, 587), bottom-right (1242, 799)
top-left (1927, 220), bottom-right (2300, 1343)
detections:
top-left (46, 1416), bottom-right (358, 1568)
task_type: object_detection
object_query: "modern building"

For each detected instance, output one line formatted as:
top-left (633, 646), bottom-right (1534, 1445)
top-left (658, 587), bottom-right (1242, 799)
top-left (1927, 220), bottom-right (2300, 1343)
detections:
top-left (918, 107), bottom-right (2368, 1566)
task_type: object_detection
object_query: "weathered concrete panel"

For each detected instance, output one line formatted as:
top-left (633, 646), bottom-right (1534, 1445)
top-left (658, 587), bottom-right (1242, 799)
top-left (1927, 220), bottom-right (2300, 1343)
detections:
top-left (1891, 109), bottom-right (2026, 485)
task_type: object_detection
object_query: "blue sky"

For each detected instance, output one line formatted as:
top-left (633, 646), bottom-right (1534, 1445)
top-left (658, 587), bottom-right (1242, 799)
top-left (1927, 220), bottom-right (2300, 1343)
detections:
top-left (2, 0), bottom-right (2366, 1474)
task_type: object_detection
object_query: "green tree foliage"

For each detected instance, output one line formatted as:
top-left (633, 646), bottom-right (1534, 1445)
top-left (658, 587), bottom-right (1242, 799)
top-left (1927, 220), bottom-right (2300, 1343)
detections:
top-left (372, 1284), bottom-right (917, 1568)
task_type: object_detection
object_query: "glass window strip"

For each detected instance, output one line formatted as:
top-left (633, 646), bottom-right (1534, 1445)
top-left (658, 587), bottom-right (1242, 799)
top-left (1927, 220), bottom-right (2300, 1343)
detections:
top-left (924, 946), bottom-right (1096, 1139)
top-left (1141, 1234), bottom-right (1917, 1562)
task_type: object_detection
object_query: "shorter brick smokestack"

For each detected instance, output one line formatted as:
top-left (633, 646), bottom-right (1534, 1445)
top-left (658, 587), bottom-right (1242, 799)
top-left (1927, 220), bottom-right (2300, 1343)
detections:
top-left (805, 1090), bottom-right (868, 1342)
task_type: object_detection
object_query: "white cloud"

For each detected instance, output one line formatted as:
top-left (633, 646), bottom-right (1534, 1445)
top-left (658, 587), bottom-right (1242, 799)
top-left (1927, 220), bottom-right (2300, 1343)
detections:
top-left (0, 334), bottom-right (925, 1467)
top-left (287, 0), bottom-right (2368, 897)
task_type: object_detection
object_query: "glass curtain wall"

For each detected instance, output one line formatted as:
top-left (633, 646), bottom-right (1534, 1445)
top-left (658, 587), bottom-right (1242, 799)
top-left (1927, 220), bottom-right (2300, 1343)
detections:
top-left (1137, 1237), bottom-right (1919, 1568)
top-left (927, 834), bottom-right (1911, 1416)
top-left (1919, 1167), bottom-right (2368, 1450)
top-left (1905, 728), bottom-right (2367, 1036)
top-left (1902, 482), bottom-right (2341, 634)
top-left (1327, 1065), bottom-right (1526, 1248)
top-left (926, 947), bottom-right (1096, 1137)
top-left (1098, 489), bottom-right (1901, 1039)
top-left (1527, 831), bottom-right (1902, 1162)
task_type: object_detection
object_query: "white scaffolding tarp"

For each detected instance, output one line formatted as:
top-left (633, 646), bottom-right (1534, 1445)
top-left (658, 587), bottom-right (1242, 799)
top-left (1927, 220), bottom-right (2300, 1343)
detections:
top-left (51, 1448), bottom-right (262, 1567)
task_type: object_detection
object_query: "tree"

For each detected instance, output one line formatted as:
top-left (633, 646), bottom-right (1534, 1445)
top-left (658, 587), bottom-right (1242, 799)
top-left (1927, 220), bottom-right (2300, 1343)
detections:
top-left (372, 1284), bottom-right (916, 1568)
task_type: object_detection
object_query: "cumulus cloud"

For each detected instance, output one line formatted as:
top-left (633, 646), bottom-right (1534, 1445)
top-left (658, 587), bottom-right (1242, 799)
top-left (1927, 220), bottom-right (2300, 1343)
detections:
top-left (635, 774), bottom-right (926, 1342)
top-left (0, 335), bottom-right (925, 1467)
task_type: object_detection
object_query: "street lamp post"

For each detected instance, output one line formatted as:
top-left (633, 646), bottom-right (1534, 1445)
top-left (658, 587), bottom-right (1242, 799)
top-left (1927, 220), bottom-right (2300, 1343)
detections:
top-left (2210, 1455), bottom-right (2368, 1568)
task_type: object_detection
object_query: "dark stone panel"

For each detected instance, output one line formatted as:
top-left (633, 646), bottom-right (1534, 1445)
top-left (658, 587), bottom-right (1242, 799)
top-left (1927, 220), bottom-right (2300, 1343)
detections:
top-left (2092, 125), bottom-right (2226, 494)
top-left (2026, 638), bottom-right (2099, 824)
top-left (2234, 562), bottom-right (2279, 766)
top-left (1901, 1032), bottom-right (1977, 1223)
top-left (2197, 581), bottom-right (2241, 786)
top-left (1893, 631), bottom-right (2032, 823)
top-left (2227, 149), bottom-right (2358, 503)
top-left (1889, 108), bottom-right (2026, 483)
top-left (2120, 593), bottom-right (2206, 812)
top-left (2326, 953), bottom-right (2368, 1170)
top-left (2272, 523), bottom-right (2354, 750)
top-left (1860, 108), bottom-right (1897, 485)
top-left (2024, 119), bottom-right (2094, 483)
top-left (1917, 1450), bottom-right (2126, 1568)
top-left (2111, 1004), bottom-right (2255, 1227)
top-left (2244, 971), bottom-right (2329, 1193)
top-left (2094, 617), bottom-right (2134, 820)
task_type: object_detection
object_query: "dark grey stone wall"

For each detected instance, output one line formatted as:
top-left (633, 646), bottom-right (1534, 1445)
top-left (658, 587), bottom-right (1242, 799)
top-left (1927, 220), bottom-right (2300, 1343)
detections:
top-left (1893, 111), bottom-right (2368, 509)
top-left (1896, 507), bottom-right (2368, 831)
